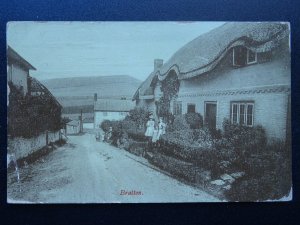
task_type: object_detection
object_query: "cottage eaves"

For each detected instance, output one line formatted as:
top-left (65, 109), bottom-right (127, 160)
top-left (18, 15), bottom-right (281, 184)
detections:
top-left (7, 45), bottom-right (36, 71)
top-left (157, 22), bottom-right (289, 80)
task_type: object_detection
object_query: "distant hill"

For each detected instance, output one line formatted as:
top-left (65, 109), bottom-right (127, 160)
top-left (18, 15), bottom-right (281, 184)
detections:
top-left (41, 75), bottom-right (141, 112)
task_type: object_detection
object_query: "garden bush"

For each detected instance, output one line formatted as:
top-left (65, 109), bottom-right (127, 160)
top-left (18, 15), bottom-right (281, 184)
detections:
top-left (125, 107), bottom-right (150, 129)
top-left (160, 127), bottom-right (214, 163)
top-left (185, 112), bottom-right (203, 129)
top-left (100, 120), bottom-right (113, 132)
top-left (222, 118), bottom-right (267, 156)
top-left (224, 139), bottom-right (292, 201)
top-left (150, 152), bottom-right (197, 183)
top-left (168, 115), bottom-right (190, 132)
top-left (101, 118), bottom-right (148, 144)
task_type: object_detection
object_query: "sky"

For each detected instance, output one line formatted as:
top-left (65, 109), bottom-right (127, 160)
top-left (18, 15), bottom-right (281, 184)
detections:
top-left (7, 22), bottom-right (224, 81)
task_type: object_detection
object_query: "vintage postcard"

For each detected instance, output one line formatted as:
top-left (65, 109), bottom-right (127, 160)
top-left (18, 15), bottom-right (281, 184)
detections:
top-left (7, 22), bottom-right (292, 203)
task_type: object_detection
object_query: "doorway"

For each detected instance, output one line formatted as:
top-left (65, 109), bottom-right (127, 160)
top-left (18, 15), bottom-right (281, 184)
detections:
top-left (205, 102), bottom-right (217, 130)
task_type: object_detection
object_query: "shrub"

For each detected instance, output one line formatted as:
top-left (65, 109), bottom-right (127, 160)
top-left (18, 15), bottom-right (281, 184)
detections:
top-left (100, 120), bottom-right (113, 132)
top-left (168, 115), bottom-right (190, 131)
top-left (127, 129), bottom-right (147, 142)
top-left (192, 128), bottom-right (214, 149)
top-left (121, 119), bottom-right (147, 141)
top-left (125, 107), bottom-right (150, 129)
top-left (185, 113), bottom-right (203, 129)
top-left (225, 139), bottom-right (292, 201)
top-left (150, 152), bottom-right (197, 183)
top-left (160, 128), bottom-right (214, 163)
top-left (101, 119), bottom-right (148, 144)
top-left (222, 118), bottom-right (267, 158)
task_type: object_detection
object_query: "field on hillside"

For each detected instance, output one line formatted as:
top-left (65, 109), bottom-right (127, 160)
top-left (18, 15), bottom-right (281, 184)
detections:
top-left (41, 75), bottom-right (140, 114)
top-left (42, 75), bottom-right (141, 99)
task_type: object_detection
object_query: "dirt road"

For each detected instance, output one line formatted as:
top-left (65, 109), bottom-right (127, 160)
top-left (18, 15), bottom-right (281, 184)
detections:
top-left (7, 133), bottom-right (219, 203)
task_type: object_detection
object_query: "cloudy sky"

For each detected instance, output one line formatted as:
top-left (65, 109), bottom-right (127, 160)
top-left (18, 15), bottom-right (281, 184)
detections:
top-left (7, 22), bottom-right (224, 81)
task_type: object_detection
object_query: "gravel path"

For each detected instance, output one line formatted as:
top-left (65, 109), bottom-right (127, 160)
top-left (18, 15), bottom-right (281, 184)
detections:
top-left (7, 133), bottom-right (219, 203)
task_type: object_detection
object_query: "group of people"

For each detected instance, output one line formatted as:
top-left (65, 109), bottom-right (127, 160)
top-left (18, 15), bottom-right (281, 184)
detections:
top-left (144, 115), bottom-right (166, 147)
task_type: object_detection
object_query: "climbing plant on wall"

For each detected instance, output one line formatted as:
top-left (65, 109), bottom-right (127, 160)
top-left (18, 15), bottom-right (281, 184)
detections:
top-left (157, 71), bottom-right (180, 121)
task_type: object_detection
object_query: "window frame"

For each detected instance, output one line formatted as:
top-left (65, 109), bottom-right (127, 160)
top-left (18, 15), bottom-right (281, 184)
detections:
top-left (246, 49), bottom-right (257, 65)
top-left (173, 100), bottom-right (182, 115)
top-left (187, 103), bottom-right (196, 113)
top-left (232, 46), bottom-right (247, 67)
top-left (230, 101), bottom-right (254, 127)
top-left (232, 47), bottom-right (258, 67)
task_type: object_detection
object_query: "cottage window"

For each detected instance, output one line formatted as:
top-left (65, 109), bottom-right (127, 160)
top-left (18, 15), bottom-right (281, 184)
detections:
top-left (233, 46), bottom-right (247, 66)
top-left (173, 101), bottom-right (182, 115)
top-left (233, 47), bottom-right (257, 66)
top-left (247, 49), bottom-right (257, 64)
top-left (187, 104), bottom-right (196, 113)
top-left (231, 102), bottom-right (254, 126)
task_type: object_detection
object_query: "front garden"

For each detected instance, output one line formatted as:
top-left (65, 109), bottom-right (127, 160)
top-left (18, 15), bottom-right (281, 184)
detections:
top-left (100, 107), bottom-right (291, 201)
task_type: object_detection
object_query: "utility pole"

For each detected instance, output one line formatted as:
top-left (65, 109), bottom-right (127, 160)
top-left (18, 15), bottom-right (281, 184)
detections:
top-left (80, 109), bottom-right (83, 133)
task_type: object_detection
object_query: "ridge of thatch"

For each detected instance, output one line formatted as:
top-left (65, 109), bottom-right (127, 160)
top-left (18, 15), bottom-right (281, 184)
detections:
top-left (158, 22), bottom-right (289, 80)
top-left (134, 22), bottom-right (289, 100)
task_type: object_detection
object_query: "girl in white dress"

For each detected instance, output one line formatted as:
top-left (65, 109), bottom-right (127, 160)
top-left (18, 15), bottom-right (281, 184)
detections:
top-left (152, 124), bottom-right (159, 144)
top-left (144, 115), bottom-right (155, 156)
top-left (145, 116), bottom-right (155, 138)
top-left (157, 117), bottom-right (166, 138)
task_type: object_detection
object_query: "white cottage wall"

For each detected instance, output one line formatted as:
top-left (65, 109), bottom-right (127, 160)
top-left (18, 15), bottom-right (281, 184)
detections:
top-left (94, 111), bottom-right (129, 129)
top-left (176, 54), bottom-right (290, 140)
top-left (9, 64), bottom-right (29, 96)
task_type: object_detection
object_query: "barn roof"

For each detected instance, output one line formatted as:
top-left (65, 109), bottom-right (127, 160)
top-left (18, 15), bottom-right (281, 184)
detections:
top-left (30, 77), bottom-right (62, 108)
top-left (94, 99), bottom-right (135, 112)
top-left (7, 45), bottom-right (36, 70)
top-left (158, 22), bottom-right (289, 80)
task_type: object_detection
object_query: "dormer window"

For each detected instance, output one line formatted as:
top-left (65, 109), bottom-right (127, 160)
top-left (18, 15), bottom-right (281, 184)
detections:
top-left (233, 46), bottom-right (257, 66)
top-left (247, 49), bottom-right (257, 64)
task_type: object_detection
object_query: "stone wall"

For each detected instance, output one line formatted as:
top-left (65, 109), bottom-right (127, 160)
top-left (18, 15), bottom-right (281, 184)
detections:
top-left (8, 131), bottom-right (60, 160)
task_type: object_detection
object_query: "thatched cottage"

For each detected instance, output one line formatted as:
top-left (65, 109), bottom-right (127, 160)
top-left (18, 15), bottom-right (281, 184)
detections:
top-left (133, 22), bottom-right (290, 140)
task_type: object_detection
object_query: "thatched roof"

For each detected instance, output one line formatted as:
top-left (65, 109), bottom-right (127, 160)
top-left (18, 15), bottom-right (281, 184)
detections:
top-left (158, 22), bottom-right (289, 80)
top-left (30, 77), bottom-right (62, 108)
top-left (132, 71), bottom-right (157, 100)
top-left (133, 22), bottom-right (289, 100)
top-left (94, 99), bottom-right (135, 112)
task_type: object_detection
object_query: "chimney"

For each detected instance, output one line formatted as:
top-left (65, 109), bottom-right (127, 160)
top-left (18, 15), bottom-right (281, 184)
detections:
top-left (94, 93), bottom-right (97, 102)
top-left (154, 59), bottom-right (163, 71)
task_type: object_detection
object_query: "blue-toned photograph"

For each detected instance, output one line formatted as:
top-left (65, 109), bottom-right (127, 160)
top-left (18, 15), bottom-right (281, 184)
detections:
top-left (6, 22), bottom-right (291, 203)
